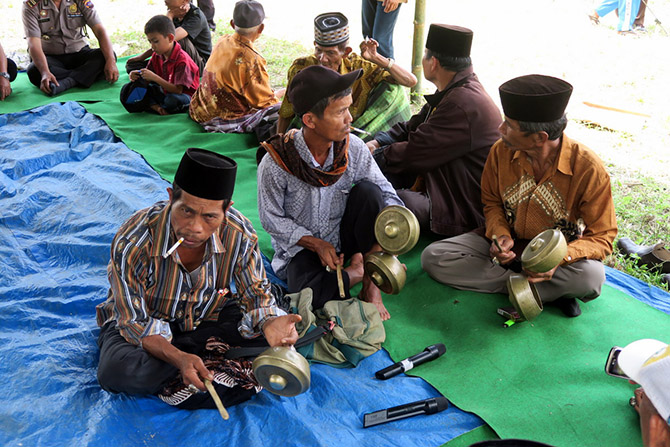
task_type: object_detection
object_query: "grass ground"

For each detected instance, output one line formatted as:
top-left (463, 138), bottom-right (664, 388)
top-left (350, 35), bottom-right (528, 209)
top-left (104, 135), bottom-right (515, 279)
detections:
top-left (1, 0), bottom-right (669, 291)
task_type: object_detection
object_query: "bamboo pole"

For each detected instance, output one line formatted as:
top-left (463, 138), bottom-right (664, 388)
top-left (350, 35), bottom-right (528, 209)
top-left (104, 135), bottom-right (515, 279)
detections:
top-left (410, 0), bottom-right (426, 103)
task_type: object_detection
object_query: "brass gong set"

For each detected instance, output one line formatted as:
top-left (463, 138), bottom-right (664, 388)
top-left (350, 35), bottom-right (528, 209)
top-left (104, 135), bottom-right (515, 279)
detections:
top-left (364, 205), bottom-right (420, 294)
top-left (506, 229), bottom-right (568, 322)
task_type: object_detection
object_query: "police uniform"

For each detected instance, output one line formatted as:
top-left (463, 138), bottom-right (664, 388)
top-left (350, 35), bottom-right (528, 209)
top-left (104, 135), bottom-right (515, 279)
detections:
top-left (22, 0), bottom-right (108, 88)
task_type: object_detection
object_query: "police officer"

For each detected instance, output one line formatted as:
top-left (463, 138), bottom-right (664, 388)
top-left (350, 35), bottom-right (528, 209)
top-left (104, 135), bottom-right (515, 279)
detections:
top-left (22, 0), bottom-right (119, 96)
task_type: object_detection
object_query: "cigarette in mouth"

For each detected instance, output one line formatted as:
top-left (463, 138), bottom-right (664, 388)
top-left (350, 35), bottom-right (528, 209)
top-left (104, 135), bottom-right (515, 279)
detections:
top-left (350, 126), bottom-right (370, 136)
top-left (164, 237), bottom-right (184, 258)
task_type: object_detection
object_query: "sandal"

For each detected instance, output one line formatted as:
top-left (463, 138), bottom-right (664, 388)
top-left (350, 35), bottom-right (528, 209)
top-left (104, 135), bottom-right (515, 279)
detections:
top-left (588, 13), bottom-right (600, 24)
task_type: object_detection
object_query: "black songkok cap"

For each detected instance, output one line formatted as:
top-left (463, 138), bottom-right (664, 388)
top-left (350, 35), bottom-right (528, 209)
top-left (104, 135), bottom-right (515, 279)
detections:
top-left (233, 0), bottom-right (265, 28)
top-left (288, 65), bottom-right (362, 115)
top-left (314, 12), bottom-right (349, 47)
top-left (174, 148), bottom-right (237, 201)
top-left (499, 74), bottom-right (573, 122)
top-left (425, 24), bottom-right (473, 58)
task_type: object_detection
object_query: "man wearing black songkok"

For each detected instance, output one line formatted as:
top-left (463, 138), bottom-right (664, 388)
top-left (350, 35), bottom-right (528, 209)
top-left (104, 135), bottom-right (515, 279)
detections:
top-left (422, 75), bottom-right (617, 317)
top-left (96, 148), bottom-right (301, 409)
top-left (368, 24), bottom-right (501, 237)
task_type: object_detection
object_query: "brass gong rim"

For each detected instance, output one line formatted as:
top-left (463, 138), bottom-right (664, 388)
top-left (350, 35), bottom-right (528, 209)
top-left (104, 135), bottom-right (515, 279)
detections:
top-left (507, 274), bottom-right (543, 321)
top-left (521, 229), bottom-right (568, 273)
top-left (252, 347), bottom-right (311, 397)
top-left (374, 205), bottom-right (420, 256)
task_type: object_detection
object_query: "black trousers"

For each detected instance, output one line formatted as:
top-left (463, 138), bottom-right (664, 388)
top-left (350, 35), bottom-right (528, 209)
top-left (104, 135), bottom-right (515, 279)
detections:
top-left (286, 181), bottom-right (384, 309)
top-left (97, 301), bottom-right (268, 407)
top-left (27, 46), bottom-right (107, 88)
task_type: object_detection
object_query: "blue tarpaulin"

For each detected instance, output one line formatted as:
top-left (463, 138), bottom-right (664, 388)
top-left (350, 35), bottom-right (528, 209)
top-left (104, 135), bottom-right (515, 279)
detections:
top-left (0, 102), bottom-right (483, 446)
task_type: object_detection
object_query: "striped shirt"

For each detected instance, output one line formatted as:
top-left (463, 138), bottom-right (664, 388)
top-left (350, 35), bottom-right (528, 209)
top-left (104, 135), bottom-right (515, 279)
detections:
top-left (95, 201), bottom-right (284, 346)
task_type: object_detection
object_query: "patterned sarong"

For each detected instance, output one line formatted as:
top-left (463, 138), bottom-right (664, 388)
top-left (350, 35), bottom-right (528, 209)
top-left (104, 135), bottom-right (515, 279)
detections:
top-left (351, 82), bottom-right (411, 140)
top-left (197, 103), bottom-right (280, 134)
top-left (157, 337), bottom-right (262, 407)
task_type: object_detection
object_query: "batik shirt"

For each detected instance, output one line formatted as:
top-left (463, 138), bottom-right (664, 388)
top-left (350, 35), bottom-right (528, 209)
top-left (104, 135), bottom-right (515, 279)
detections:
top-left (188, 33), bottom-right (278, 122)
top-left (96, 201), bottom-right (285, 346)
top-left (481, 134), bottom-right (617, 263)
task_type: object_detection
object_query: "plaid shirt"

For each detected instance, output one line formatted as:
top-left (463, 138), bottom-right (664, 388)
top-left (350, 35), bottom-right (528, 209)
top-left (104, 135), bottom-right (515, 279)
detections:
top-left (96, 201), bottom-right (284, 346)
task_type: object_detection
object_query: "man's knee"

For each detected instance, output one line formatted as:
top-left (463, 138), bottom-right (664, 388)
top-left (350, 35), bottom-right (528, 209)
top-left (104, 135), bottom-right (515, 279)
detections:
top-left (421, 238), bottom-right (461, 278)
top-left (548, 260), bottom-right (605, 302)
top-left (574, 260), bottom-right (605, 301)
top-left (97, 326), bottom-right (175, 395)
top-left (98, 356), bottom-right (171, 395)
top-left (351, 181), bottom-right (383, 205)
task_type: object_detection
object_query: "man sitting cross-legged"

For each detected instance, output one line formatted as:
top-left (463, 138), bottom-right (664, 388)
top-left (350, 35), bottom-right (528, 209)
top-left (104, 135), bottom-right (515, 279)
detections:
top-left (421, 75), bottom-right (617, 318)
top-left (96, 148), bottom-right (300, 408)
top-left (257, 65), bottom-right (404, 321)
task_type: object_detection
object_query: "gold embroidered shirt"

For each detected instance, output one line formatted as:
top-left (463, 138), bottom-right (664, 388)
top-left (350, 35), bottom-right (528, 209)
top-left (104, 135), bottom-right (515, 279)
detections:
top-left (481, 134), bottom-right (617, 263)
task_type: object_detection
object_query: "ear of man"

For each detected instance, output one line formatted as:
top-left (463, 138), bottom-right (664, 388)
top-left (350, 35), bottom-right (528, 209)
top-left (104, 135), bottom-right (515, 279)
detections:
top-left (302, 112), bottom-right (317, 130)
top-left (532, 131), bottom-right (550, 146)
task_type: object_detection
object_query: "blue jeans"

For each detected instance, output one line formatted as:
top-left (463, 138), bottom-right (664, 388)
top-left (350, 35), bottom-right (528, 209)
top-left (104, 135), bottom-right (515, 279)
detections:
top-left (145, 86), bottom-right (191, 114)
top-left (596, 0), bottom-right (641, 31)
top-left (362, 0), bottom-right (401, 59)
top-left (161, 93), bottom-right (191, 114)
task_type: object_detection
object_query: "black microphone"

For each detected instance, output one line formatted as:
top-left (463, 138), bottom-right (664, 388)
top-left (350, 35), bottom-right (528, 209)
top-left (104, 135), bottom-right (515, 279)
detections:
top-left (363, 396), bottom-right (449, 428)
top-left (375, 343), bottom-right (446, 380)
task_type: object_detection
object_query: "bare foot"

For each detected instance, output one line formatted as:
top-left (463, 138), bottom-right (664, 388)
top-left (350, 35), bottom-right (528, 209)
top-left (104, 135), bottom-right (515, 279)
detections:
top-left (344, 253), bottom-right (364, 286)
top-left (361, 276), bottom-right (390, 321)
top-left (149, 104), bottom-right (168, 115)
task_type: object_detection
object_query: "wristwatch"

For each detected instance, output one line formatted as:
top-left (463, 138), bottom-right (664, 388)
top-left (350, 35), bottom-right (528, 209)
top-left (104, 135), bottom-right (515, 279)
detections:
top-left (0, 72), bottom-right (10, 80)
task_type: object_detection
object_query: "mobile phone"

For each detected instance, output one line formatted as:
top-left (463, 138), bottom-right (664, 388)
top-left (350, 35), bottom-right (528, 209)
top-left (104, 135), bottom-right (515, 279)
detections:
top-left (604, 346), bottom-right (629, 379)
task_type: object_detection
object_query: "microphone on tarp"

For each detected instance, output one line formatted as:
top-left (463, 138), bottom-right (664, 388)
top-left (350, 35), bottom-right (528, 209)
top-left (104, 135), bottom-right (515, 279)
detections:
top-left (363, 396), bottom-right (449, 428)
top-left (375, 343), bottom-right (446, 380)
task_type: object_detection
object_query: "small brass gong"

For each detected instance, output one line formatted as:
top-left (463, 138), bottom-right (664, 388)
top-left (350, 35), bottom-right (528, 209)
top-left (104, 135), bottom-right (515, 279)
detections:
top-left (521, 229), bottom-right (568, 273)
top-left (364, 252), bottom-right (406, 294)
top-left (374, 205), bottom-right (420, 255)
top-left (506, 274), bottom-right (543, 321)
top-left (252, 346), bottom-right (311, 397)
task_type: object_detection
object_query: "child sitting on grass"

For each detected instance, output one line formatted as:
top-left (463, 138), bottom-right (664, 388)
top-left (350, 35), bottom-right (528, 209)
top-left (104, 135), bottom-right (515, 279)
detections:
top-left (121, 15), bottom-right (199, 115)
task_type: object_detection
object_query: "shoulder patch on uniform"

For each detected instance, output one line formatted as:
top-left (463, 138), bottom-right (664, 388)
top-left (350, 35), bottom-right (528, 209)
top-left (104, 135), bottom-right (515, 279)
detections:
top-left (84, 0), bottom-right (94, 8)
top-left (25, 0), bottom-right (38, 8)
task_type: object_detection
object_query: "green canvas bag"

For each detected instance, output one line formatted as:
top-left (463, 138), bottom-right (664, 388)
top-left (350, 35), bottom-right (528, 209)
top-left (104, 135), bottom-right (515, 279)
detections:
top-left (289, 288), bottom-right (386, 368)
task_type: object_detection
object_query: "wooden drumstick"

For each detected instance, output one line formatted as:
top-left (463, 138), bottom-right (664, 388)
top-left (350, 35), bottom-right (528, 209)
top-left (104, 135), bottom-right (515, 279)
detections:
top-left (204, 379), bottom-right (229, 421)
top-left (492, 234), bottom-right (503, 252)
top-left (336, 264), bottom-right (345, 298)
